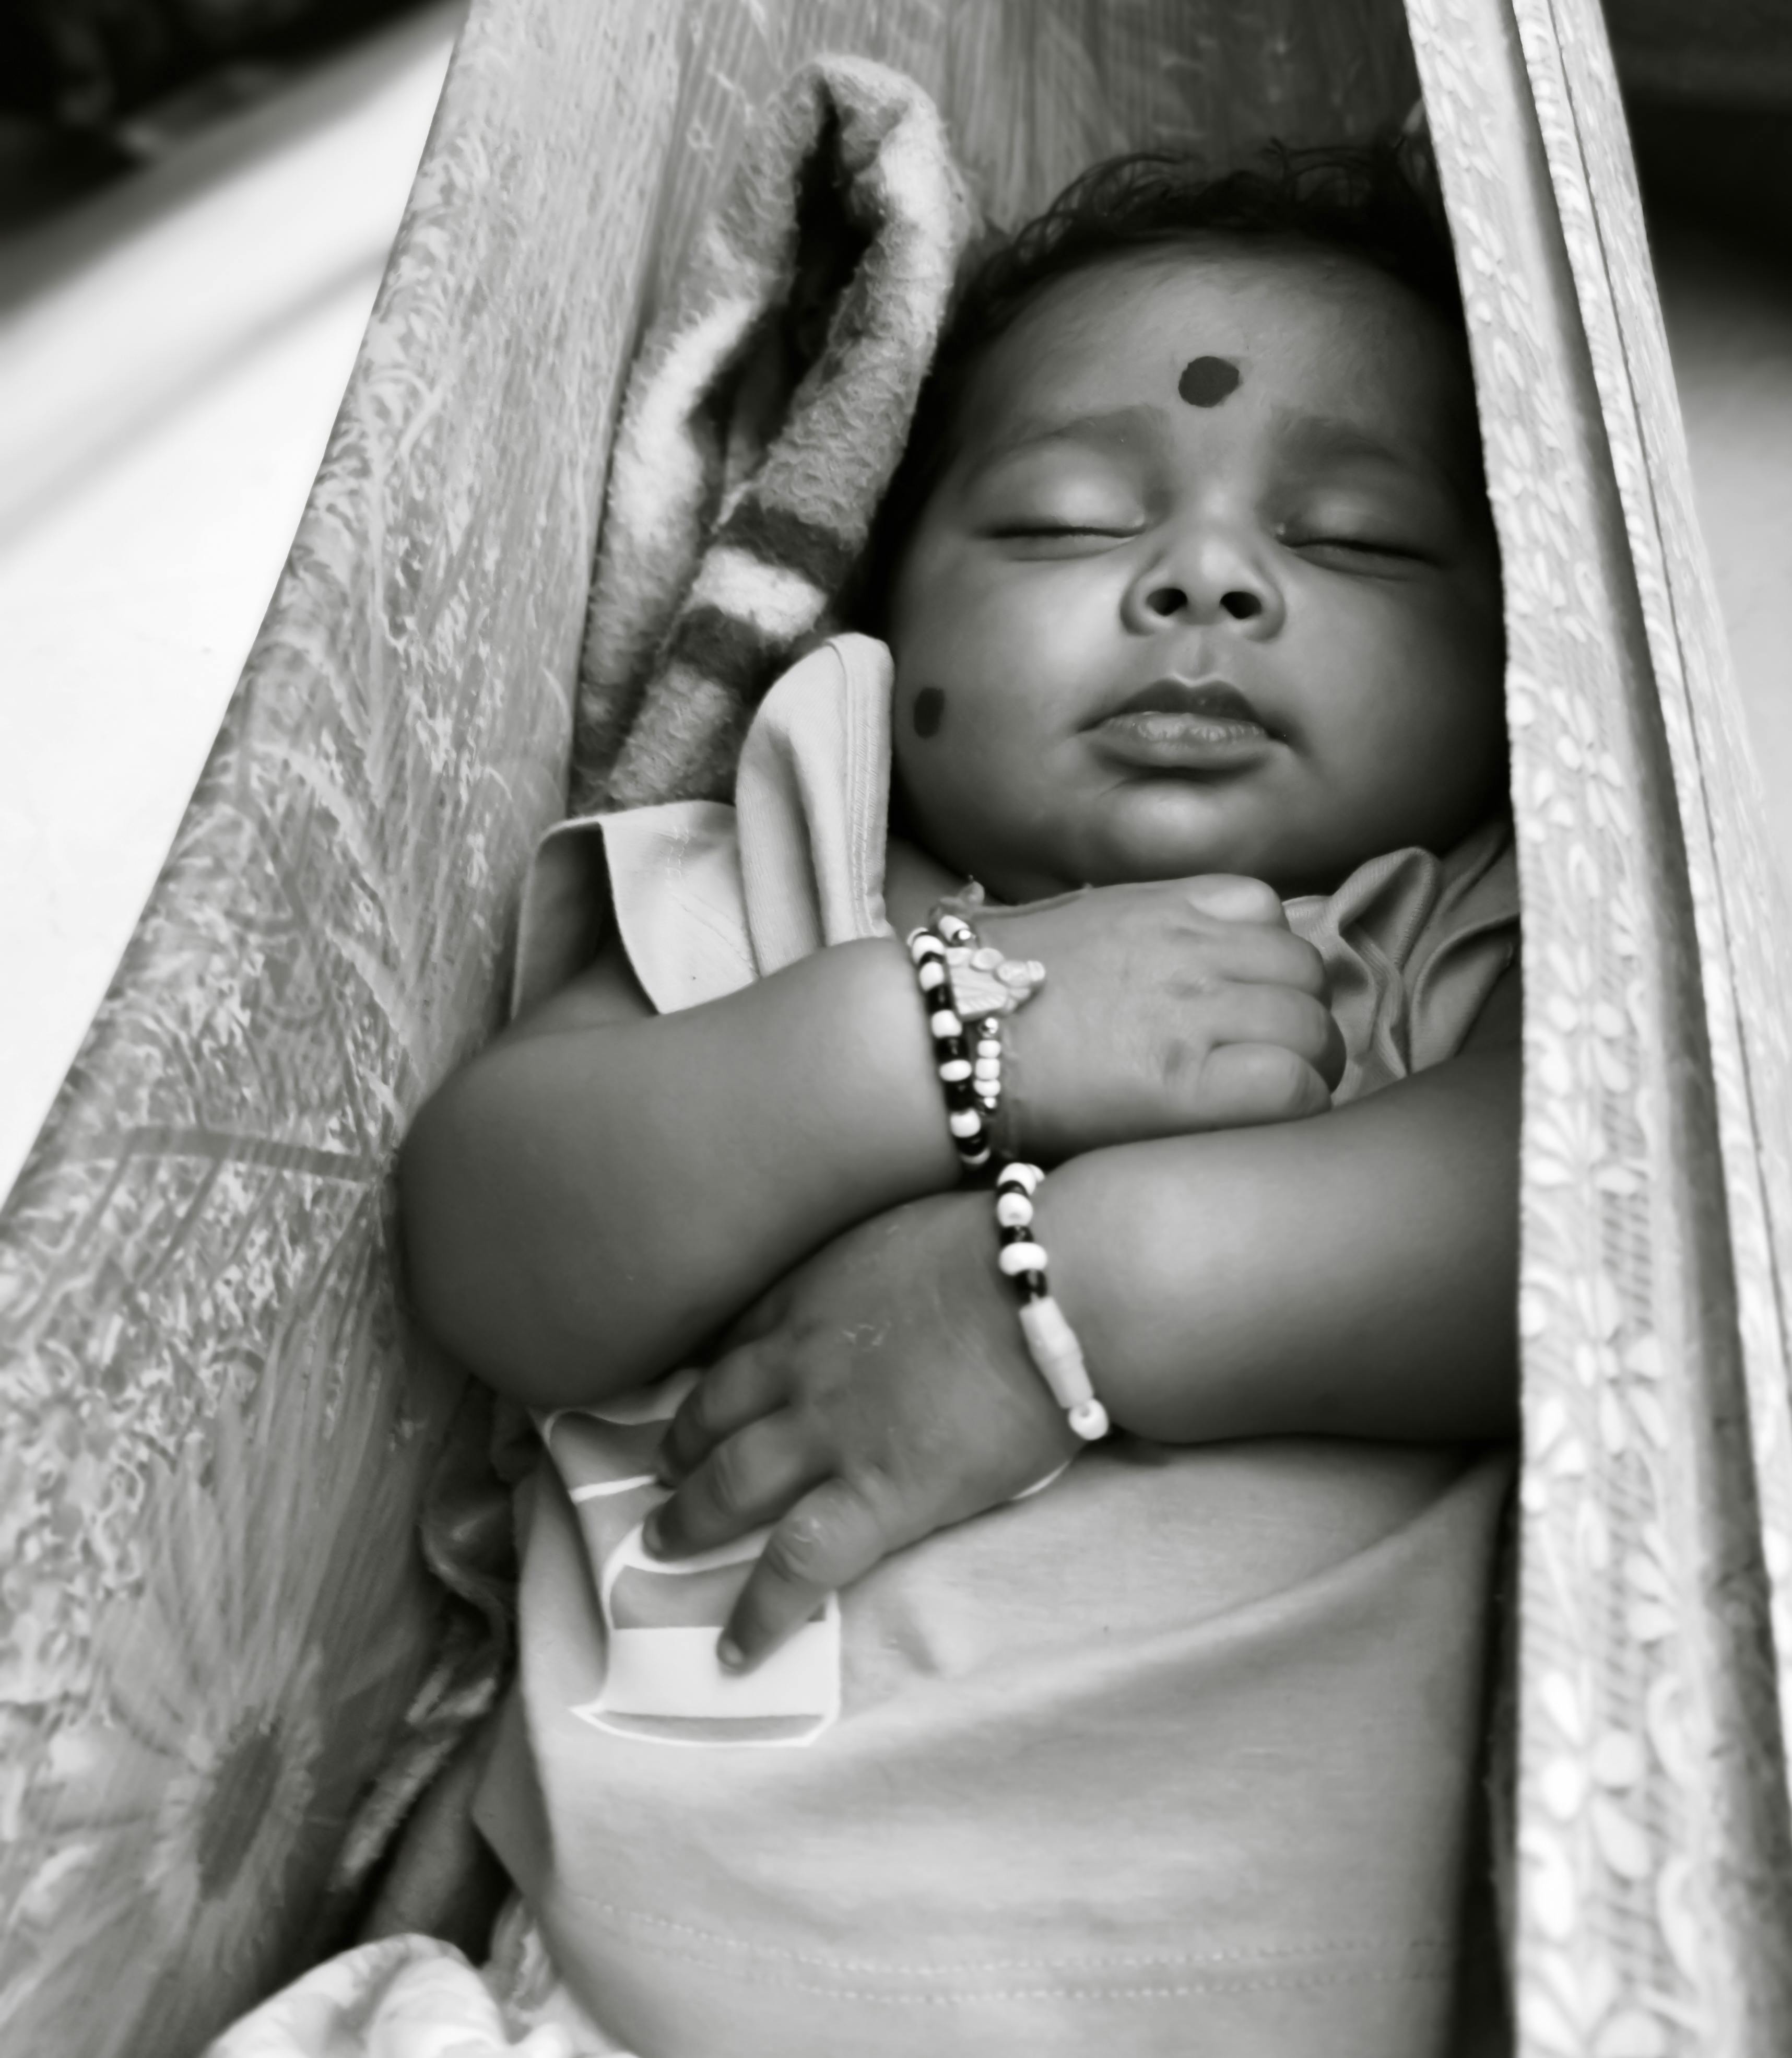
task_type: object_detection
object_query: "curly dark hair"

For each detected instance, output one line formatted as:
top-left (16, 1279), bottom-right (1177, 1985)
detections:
top-left (855, 138), bottom-right (1472, 627)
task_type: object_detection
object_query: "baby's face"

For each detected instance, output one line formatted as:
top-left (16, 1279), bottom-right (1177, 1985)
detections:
top-left (887, 243), bottom-right (1506, 900)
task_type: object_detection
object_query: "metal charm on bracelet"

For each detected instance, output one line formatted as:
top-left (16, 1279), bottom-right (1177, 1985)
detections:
top-left (993, 1163), bottom-right (1109, 1440)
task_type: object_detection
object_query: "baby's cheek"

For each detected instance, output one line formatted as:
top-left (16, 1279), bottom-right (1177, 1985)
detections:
top-left (893, 684), bottom-right (1032, 872)
top-left (1336, 658), bottom-right (1506, 854)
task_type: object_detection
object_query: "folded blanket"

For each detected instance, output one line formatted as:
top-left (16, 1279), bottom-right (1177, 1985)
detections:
top-left (569, 55), bottom-right (978, 815)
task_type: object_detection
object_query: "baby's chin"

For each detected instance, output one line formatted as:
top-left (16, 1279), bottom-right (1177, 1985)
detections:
top-left (948, 824), bottom-right (1441, 908)
top-left (903, 762), bottom-right (1458, 902)
top-left (946, 797), bottom-right (1360, 904)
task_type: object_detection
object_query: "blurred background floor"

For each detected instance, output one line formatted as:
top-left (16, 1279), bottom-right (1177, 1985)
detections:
top-left (0, 10), bottom-right (1787, 1202)
top-left (0, 1), bottom-right (461, 1198)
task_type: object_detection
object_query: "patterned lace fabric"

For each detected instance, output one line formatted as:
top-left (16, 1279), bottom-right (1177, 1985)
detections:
top-left (4, 2), bottom-right (1790, 2054)
top-left (1410, 0), bottom-right (1792, 2049)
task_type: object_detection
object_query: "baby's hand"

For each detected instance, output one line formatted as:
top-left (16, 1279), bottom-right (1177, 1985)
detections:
top-left (974, 875), bottom-right (1343, 1162)
top-left (643, 1192), bottom-right (1076, 1670)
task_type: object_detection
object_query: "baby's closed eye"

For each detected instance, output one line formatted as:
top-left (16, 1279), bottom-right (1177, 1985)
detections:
top-left (1288, 531), bottom-right (1434, 567)
top-left (1278, 486), bottom-right (1453, 567)
top-left (969, 452), bottom-right (1146, 543)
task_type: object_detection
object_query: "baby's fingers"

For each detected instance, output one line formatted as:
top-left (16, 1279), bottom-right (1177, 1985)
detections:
top-left (657, 1344), bottom-right (785, 1483)
top-left (1196, 981), bottom-right (1343, 1091)
top-left (1176, 873), bottom-right (1289, 928)
top-left (720, 1476), bottom-right (892, 1672)
top-left (1196, 1043), bottom-right (1333, 1127)
top-left (646, 1415), bottom-right (819, 1559)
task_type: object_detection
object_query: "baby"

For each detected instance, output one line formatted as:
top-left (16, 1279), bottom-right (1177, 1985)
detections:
top-left (402, 147), bottom-right (1520, 2058)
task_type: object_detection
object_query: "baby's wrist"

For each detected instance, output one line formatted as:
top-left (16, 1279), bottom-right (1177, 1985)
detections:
top-left (860, 936), bottom-right (973, 1171)
top-left (899, 911), bottom-right (1051, 1174)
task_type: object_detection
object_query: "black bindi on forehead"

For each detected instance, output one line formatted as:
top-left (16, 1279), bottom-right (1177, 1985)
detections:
top-left (1178, 356), bottom-right (1242, 407)
top-left (912, 686), bottom-right (947, 738)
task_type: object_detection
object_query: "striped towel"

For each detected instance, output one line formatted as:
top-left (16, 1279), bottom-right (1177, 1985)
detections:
top-left (569, 56), bottom-right (978, 816)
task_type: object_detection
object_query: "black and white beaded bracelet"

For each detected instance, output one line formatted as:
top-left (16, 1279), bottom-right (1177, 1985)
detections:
top-left (906, 920), bottom-right (997, 1171)
top-left (904, 924), bottom-right (1104, 1440)
top-left (994, 1162), bottom-right (1109, 1441)
top-left (905, 909), bottom-right (1047, 1175)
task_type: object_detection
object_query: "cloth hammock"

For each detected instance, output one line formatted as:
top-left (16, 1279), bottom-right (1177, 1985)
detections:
top-left (3, 2), bottom-right (1791, 2056)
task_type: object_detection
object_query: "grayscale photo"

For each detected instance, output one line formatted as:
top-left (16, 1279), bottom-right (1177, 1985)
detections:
top-left (1, 2), bottom-right (1788, 2054)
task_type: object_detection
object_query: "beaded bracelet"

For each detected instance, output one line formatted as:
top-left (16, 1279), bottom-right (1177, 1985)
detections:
top-left (905, 912), bottom-right (1045, 1175)
top-left (906, 921), bottom-right (996, 1171)
top-left (904, 918), bottom-right (1103, 1438)
top-left (993, 1162), bottom-right (1110, 1441)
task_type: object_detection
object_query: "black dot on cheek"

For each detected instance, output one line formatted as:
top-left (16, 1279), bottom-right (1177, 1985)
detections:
top-left (1178, 356), bottom-right (1242, 407)
top-left (912, 686), bottom-right (947, 738)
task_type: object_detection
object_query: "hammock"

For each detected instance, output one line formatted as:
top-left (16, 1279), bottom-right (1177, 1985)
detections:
top-left (3, 2), bottom-right (1790, 2054)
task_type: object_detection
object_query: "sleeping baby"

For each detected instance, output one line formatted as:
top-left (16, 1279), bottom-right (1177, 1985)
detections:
top-left (397, 143), bottom-right (1522, 2058)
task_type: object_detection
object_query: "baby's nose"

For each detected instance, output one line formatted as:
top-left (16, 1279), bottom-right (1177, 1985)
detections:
top-left (1124, 520), bottom-right (1286, 638)
top-left (1144, 584), bottom-right (1265, 622)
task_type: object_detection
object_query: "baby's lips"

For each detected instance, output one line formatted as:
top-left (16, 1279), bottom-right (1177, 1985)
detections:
top-left (1106, 675), bottom-right (1267, 727)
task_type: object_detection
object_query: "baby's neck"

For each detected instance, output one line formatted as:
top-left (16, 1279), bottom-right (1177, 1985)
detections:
top-left (882, 836), bottom-right (975, 936)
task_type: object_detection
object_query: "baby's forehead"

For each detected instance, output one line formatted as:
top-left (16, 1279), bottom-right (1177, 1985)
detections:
top-left (1018, 233), bottom-right (1434, 334)
top-left (965, 240), bottom-right (1476, 470)
top-left (1008, 241), bottom-right (1446, 382)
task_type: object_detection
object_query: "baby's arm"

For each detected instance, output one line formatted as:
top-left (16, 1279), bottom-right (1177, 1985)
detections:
top-left (1043, 978), bottom-right (1521, 1447)
top-left (649, 969), bottom-right (1520, 1661)
top-left (399, 876), bottom-right (1338, 1409)
top-left (400, 933), bottom-right (959, 1407)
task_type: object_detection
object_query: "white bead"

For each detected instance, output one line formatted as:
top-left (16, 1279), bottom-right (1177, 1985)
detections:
top-left (973, 1054), bottom-right (1000, 1076)
top-left (997, 1241), bottom-right (1048, 1276)
top-left (997, 1162), bottom-right (1044, 1195)
top-left (1017, 1295), bottom-right (1097, 1411)
top-left (917, 959), bottom-right (946, 992)
top-left (938, 1056), bottom-right (972, 1083)
top-left (909, 931), bottom-right (942, 959)
top-left (995, 1191), bottom-right (1033, 1228)
top-left (949, 1108), bottom-right (984, 1139)
top-left (929, 1009), bottom-right (962, 1039)
top-left (976, 1037), bottom-right (1002, 1057)
top-left (1068, 1398), bottom-right (1110, 1440)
